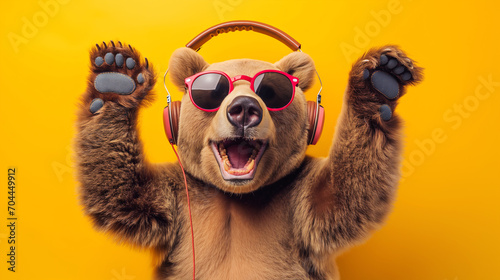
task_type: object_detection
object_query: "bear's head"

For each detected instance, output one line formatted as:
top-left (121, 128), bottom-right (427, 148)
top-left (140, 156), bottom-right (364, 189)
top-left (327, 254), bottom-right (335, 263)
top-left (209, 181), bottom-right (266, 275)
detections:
top-left (168, 48), bottom-right (316, 193)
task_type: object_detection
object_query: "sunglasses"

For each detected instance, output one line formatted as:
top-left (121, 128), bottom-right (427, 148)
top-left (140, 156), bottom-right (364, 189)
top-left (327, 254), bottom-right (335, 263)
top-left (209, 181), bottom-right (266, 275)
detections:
top-left (185, 70), bottom-right (299, 112)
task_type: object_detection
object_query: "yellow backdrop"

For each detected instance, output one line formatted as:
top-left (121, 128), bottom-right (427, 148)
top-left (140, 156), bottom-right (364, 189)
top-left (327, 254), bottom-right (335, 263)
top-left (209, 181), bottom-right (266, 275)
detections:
top-left (1, 0), bottom-right (499, 279)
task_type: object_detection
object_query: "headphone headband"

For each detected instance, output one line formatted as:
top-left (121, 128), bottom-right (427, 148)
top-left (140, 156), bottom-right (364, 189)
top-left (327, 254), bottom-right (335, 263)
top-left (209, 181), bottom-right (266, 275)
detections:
top-left (186, 20), bottom-right (301, 51)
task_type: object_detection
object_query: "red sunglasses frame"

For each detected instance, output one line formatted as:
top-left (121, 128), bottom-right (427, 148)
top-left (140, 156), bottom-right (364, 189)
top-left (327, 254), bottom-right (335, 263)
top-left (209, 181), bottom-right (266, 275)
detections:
top-left (184, 69), bottom-right (299, 112)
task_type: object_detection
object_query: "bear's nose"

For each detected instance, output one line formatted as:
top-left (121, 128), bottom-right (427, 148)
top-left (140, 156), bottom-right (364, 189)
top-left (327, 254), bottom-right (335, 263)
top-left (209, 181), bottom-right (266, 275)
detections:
top-left (227, 96), bottom-right (263, 129)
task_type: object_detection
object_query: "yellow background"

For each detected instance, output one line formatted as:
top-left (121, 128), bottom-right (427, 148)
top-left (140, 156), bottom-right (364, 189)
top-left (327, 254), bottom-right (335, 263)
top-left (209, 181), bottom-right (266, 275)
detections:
top-left (1, 0), bottom-right (499, 279)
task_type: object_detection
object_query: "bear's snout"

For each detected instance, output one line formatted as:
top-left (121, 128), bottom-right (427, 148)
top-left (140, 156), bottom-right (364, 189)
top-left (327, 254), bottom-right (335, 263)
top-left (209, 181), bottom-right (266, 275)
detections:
top-left (226, 96), bottom-right (263, 129)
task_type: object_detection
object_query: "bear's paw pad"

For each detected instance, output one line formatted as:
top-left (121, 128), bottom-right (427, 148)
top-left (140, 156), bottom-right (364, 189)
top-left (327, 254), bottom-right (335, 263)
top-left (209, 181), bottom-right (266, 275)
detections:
top-left (379, 104), bottom-right (392, 121)
top-left (89, 98), bottom-right (104, 114)
top-left (363, 53), bottom-right (414, 100)
top-left (370, 71), bottom-right (399, 99)
top-left (94, 72), bottom-right (136, 95)
top-left (92, 49), bottom-right (147, 95)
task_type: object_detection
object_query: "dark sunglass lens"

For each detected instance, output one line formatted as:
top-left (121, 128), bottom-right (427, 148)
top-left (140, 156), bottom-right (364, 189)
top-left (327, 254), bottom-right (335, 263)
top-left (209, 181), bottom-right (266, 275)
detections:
top-left (191, 73), bottom-right (230, 110)
top-left (253, 72), bottom-right (293, 109)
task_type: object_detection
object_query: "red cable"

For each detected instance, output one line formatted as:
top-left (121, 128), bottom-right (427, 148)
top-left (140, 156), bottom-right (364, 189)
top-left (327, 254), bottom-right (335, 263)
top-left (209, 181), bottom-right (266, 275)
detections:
top-left (170, 143), bottom-right (196, 280)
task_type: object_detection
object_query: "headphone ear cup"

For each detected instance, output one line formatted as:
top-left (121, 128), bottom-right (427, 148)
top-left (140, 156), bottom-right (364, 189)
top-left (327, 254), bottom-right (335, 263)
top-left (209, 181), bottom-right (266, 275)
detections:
top-left (163, 101), bottom-right (182, 145)
top-left (306, 101), bottom-right (325, 145)
top-left (313, 105), bottom-right (325, 145)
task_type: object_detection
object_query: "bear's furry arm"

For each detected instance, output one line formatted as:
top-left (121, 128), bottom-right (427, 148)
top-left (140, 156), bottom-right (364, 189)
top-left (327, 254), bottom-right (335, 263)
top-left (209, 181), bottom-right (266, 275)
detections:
top-left (293, 104), bottom-right (402, 254)
top-left (75, 103), bottom-right (179, 249)
top-left (292, 47), bottom-right (422, 255)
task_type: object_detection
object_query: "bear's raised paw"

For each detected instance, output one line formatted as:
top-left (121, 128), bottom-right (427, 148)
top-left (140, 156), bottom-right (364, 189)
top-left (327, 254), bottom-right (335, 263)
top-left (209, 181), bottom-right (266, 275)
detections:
top-left (86, 41), bottom-right (155, 114)
top-left (350, 46), bottom-right (423, 121)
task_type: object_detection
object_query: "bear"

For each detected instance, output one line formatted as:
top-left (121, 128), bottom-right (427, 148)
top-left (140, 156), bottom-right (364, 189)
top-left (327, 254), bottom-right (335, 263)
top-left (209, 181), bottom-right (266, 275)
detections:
top-left (75, 41), bottom-right (423, 280)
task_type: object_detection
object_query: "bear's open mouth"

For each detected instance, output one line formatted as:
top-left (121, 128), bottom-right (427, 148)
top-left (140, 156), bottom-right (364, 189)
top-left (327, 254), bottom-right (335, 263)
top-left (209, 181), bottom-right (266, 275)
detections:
top-left (211, 138), bottom-right (267, 181)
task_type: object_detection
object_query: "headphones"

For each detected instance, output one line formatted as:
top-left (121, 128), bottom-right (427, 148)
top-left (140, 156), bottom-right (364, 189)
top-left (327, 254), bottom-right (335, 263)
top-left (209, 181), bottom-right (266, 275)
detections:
top-left (163, 20), bottom-right (325, 145)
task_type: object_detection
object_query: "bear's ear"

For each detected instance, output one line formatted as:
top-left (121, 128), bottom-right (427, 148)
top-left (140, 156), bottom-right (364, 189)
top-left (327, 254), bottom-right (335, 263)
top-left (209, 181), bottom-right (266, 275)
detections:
top-left (169, 47), bottom-right (209, 91)
top-left (275, 52), bottom-right (316, 92)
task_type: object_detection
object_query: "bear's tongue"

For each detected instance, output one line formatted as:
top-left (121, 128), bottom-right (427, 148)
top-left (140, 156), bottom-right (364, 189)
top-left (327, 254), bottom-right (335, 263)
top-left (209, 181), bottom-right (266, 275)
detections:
top-left (226, 142), bottom-right (253, 169)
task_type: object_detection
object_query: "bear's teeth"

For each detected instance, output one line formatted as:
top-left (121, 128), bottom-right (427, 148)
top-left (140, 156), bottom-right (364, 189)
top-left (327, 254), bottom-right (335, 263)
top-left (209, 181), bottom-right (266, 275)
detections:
top-left (224, 158), bottom-right (232, 171)
top-left (219, 143), bottom-right (226, 154)
top-left (227, 159), bottom-right (255, 175)
top-left (245, 159), bottom-right (255, 171)
top-left (224, 158), bottom-right (255, 175)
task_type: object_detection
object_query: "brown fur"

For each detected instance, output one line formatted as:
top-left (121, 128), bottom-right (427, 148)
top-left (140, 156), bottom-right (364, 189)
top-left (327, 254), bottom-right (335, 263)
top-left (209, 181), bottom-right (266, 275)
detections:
top-left (75, 42), bottom-right (423, 279)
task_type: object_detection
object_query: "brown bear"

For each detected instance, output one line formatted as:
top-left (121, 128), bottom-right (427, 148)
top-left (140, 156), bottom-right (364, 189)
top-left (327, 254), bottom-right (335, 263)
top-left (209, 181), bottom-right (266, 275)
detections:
top-left (75, 39), bottom-right (422, 279)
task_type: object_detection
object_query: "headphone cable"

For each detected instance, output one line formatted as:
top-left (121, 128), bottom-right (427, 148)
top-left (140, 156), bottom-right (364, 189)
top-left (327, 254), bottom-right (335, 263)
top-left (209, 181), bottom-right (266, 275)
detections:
top-left (170, 143), bottom-right (196, 280)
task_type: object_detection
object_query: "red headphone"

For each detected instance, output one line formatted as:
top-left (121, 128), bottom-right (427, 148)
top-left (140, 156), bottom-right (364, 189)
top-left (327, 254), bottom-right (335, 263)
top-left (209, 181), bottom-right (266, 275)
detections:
top-left (163, 20), bottom-right (325, 145)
